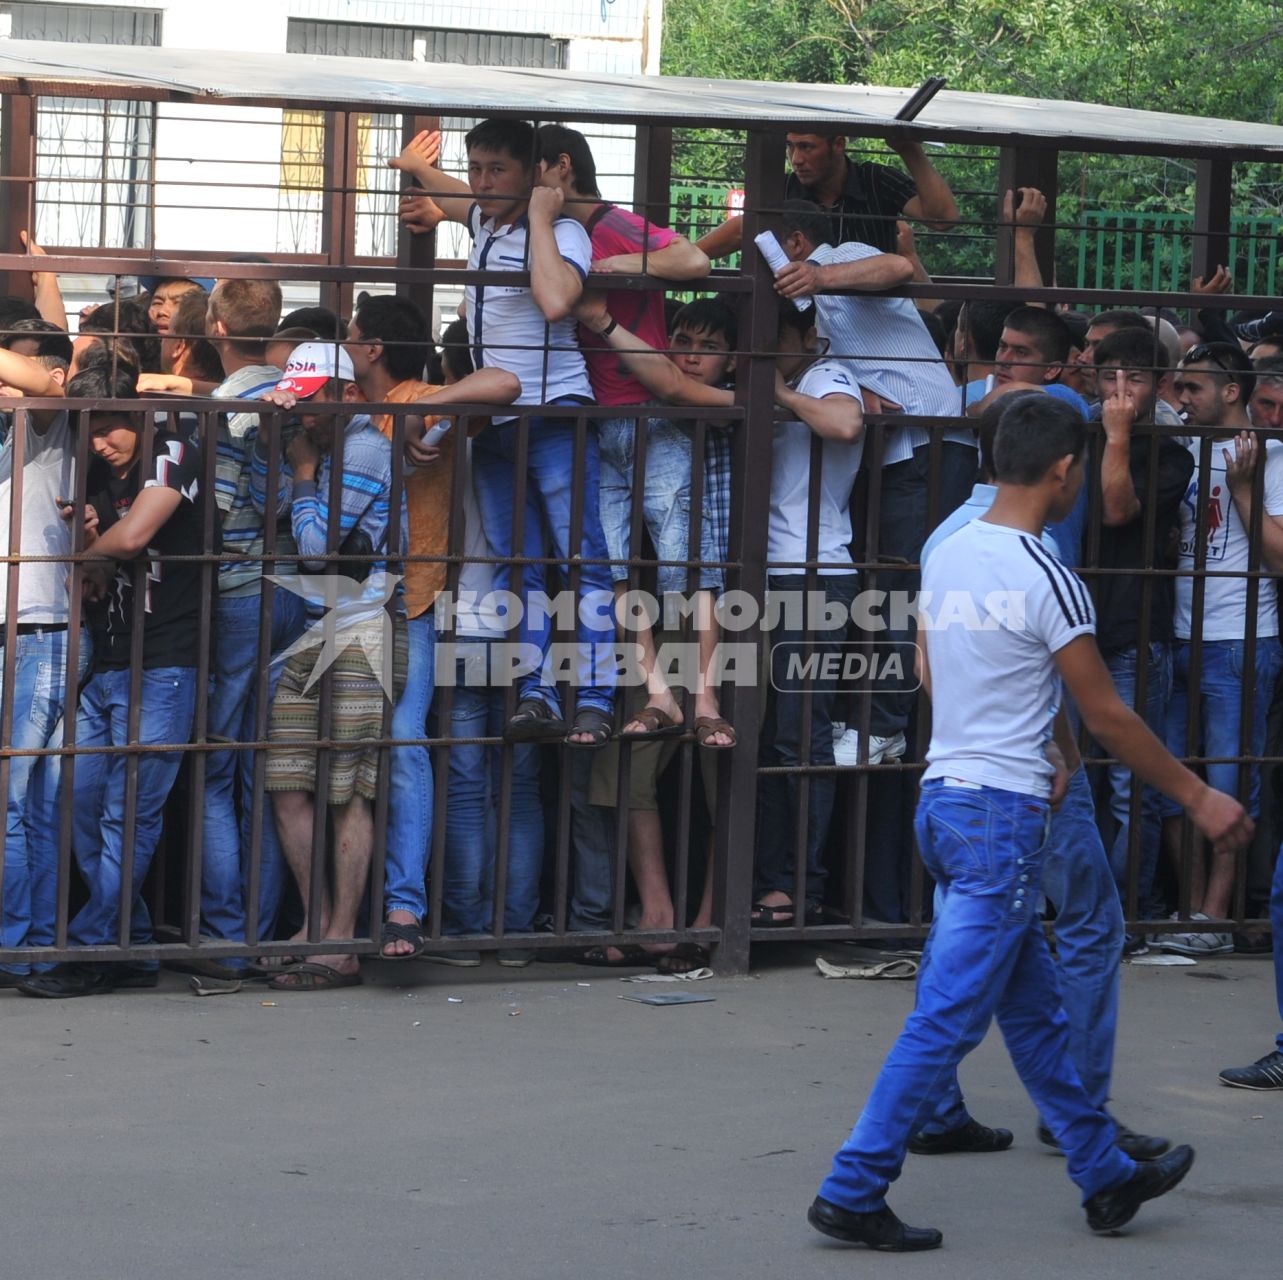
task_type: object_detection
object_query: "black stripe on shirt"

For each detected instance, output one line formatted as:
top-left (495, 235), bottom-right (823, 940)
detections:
top-left (1021, 535), bottom-right (1087, 628)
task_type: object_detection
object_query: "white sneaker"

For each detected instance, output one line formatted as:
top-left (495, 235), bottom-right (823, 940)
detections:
top-left (834, 729), bottom-right (907, 767)
top-left (1157, 912), bottom-right (1234, 957)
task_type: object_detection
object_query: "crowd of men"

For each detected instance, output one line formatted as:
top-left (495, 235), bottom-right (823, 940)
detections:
top-left (0, 118), bottom-right (1280, 1093)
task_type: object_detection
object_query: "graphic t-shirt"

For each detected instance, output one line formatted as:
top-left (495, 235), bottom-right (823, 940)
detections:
top-left (1174, 437), bottom-right (1283, 641)
top-left (89, 431), bottom-right (210, 669)
top-left (580, 203), bottom-right (678, 407)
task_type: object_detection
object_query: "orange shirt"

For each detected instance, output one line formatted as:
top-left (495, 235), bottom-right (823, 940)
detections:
top-left (371, 379), bottom-right (454, 619)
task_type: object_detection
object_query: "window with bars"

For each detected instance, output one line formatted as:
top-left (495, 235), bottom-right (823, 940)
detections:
top-left (279, 18), bottom-right (567, 258)
top-left (1, 2), bottom-right (161, 250)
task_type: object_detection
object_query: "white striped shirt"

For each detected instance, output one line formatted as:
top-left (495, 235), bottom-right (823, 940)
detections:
top-left (808, 241), bottom-right (972, 467)
top-left (921, 517), bottom-right (1095, 798)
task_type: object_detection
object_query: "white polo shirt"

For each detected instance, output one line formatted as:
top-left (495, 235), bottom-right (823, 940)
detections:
top-left (767, 358), bottom-right (864, 573)
top-left (808, 240), bottom-right (968, 467)
top-left (921, 518), bottom-right (1096, 798)
top-left (465, 203), bottom-right (593, 420)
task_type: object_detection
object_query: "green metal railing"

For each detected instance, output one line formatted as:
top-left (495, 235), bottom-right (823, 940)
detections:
top-left (1077, 210), bottom-right (1282, 294)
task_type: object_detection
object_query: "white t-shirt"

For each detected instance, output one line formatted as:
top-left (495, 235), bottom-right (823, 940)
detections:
top-left (1174, 437), bottom-right (1283, 641)
top-left (465, 203), bottom-right (593, 419)
top-left (807, 241), bottom-right (966, 466)
top-left (766, 358), bottom-right (864, 573)
top-left (922, 518), bottom-right (1096, 798)
top-left (0, 411), bottom-right (74, 625)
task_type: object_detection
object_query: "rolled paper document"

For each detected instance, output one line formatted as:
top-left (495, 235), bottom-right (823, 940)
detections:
top-left (754, 230), bottom-right (809, 311)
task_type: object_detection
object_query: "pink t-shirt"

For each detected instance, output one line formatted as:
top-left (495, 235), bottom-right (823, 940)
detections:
top-left (580, 203), bottom-right (678, 407)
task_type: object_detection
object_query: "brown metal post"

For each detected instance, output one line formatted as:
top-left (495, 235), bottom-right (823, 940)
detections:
top-left (397, 113), bottom-right (439, 326)
top-left (1192, 156), bottom-right (1233, 284)
top-left (712, 125), bottom-right (785, 974)
top-left (995, 145), bottom-right (1059, 286)
top-left (633, 125), bottom-right (674, 229)
top-left (320, 111), bottom-right (358, 319)
top-left (0, 94), bottom-right (36, 300)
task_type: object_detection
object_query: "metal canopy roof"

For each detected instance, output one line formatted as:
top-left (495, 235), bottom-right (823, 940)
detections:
top-left (3, 39), bottom-right (1283, 159)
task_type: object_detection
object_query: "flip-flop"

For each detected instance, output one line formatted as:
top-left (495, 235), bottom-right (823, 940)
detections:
top-left (657, 943), bottom-right (712, 975)
top-left (694, 715), bottom-right (737, 750)
top-left (268, 962), bottom-right (363, 992)
top-left (380, 919), bottom-right (429, 960)
top-left (250, 954), bottom-right (303, 972)
top-left (619, 705), bottom-right (684, 739)
top-left (564, 706), bottom-right (613, 750)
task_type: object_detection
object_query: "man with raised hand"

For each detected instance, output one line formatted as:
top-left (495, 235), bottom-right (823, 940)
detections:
top-left (390, 120), bottom-right (617, 749)
top-left (697, 131), bottom-right (957, 261)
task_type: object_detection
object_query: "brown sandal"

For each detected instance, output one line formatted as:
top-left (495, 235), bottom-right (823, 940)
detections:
top-left (694, 715), bottom-right (737, 750)
top-left (620, 705), bottom-right (684, 739)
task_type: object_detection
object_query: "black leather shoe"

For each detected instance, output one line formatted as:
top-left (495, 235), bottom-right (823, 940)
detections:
top-left (908, 1117), bottom-right (1014, 1155)
top-left (1038, 1119), bottom-right (1169, 1161)
top-left (1115, 1123), bottom-right (1171, 1161)
top-left (17, 962), bottom-right (118, 999)
top-left (807, 1196), bottom-right (942, 1252)
top-left (1084, 1144), bottom-right (1195, 1232)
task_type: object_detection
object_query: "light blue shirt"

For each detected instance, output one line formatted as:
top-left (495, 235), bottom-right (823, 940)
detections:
top-left (922, 482), bottom-right (1061, 566)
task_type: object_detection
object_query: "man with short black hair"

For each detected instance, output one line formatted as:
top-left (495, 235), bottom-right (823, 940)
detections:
top-left (1250, 356), bottom-right (1283, 429)
top-left (1158, 343), bottom-right (1283, 956)
top-left (391, 119), bottom-right (617, 748)
top-left (776, 199), bottom-right (973, 768)
top-left (809, 391), bottom-right (1249, 1253)
top-left (20, 356), bottom-right (208, 998)
top-left (697, 131), bottom-right (957, 260)
top-left (1089, 328), bottom-right (1194, 926)
top-left (345, 290), bottom-right (521, 961)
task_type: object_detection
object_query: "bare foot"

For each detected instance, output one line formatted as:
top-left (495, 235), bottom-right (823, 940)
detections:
top-left (623, 690), bottom-right (683, 736)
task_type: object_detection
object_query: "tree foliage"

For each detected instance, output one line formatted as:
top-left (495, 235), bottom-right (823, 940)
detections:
top-left (662, 0), bottom-right (1283, 286)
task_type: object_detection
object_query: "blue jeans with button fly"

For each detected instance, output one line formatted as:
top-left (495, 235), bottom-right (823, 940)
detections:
top-left (819, 780), bottom-right (1134, 1212)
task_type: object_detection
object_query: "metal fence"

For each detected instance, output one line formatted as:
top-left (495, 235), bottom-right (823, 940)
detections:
top-left (0, 87), bottom-right (1280, 979)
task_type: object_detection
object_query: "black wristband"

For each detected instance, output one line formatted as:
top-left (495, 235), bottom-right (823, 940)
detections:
top-left (600, 317), bottom-right (618, 338)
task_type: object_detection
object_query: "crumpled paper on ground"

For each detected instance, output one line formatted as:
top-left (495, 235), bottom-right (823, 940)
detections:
top-left (618, 967), bottom-right (714, 982)
top-left (1129, 952), bottom-right (1196, 966)
top-left (816, 955), bottom-right (919, 980)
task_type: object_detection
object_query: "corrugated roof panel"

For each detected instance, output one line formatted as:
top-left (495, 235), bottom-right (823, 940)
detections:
top-left (1, 40), bottom-right (1282, 157)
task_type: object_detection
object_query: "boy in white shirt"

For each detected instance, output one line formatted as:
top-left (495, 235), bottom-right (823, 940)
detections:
top-left (810, 393), bottom-right (1250, 1252)
top-left (391, 119), bottom-right (616, 748)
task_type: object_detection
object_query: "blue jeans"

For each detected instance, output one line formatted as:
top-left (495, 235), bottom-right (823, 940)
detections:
top-left (1163, 637), bottom-right (1282, 819)
top-left (471, 414), bottom-right (616, 717)
top-left (755, 573), bottom-right (858, 905)
top-left (597, 413), bottom-right (722, 596)
top-left (920, 766), bottom-right (1122, 1132)
top-left (203, 589), bottom-right (306, 949)
top-left (438, 641), bottom-right (543, 933)
top-left (385, 612), bottom-right (435, 920)
top-left (819, 780), bottom-right (1134, 1211)
top-left (1101, 642), bottom-right (1171, 910)
top-left (568, 747), bottom-right (616, 932)
top-left (69, 666), bottom-right (198, 948)
top-left (0, 628), bottom-right (90, 974)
